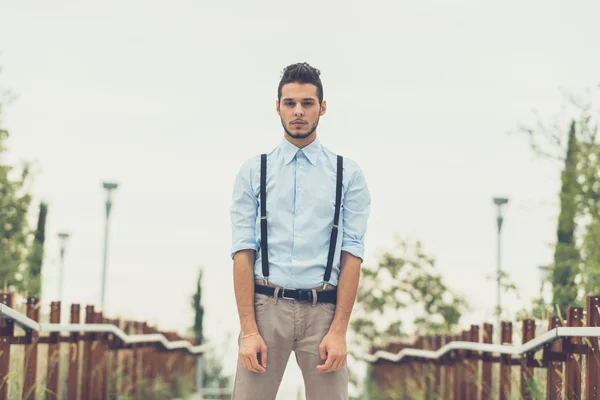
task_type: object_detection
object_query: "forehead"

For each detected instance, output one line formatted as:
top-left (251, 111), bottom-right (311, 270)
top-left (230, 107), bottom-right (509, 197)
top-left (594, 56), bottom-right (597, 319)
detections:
top-left (280, 82), bottom-right (318, 100)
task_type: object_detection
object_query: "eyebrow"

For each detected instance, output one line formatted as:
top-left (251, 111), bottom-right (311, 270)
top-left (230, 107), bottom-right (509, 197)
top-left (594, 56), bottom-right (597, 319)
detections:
top-left (282, 98), bottom-right (316, 102)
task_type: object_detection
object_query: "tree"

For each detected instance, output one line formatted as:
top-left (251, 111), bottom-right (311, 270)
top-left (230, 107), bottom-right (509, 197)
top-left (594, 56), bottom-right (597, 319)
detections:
top-left (551, 121), bottom-right (580, 312)
top-left (0, 87), bottom-right (34, 293)
top-left (190, 266), bottom-right (231, 390)
top-left (26, 202), bottom-right (48, 297)
top-left (191, 267), bottom-right (205, 345)
top-left (349, 237), bottom-right (468, 398)
top-left (514, 87), bottom-right (600, 313)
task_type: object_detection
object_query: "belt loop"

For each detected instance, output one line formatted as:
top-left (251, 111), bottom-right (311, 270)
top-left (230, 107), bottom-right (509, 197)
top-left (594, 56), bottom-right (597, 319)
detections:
top-left (273, 287), bottom-right (280, 305)
top-left (322, 282), bottom-right (328, 291)
top-left (311, 288), bottom-right (317, 307)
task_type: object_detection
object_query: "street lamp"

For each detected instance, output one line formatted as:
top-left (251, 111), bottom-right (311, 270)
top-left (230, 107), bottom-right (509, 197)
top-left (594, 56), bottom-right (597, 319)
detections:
top-left (57, 232), bottom-right (70, 305)
top-left (538, 264), bottom-right (551, 306)
top-left (101, 181), bottom-right (118, 312)
top-left (493, 197), bottom-right (509, 336)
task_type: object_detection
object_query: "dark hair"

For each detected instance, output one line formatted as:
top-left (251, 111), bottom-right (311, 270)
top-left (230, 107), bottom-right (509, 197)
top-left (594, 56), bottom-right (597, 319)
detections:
top-left (277, 62), bottom-right (323, 104)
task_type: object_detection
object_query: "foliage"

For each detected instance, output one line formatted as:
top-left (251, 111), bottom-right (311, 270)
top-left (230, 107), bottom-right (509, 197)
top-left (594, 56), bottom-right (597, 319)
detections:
top-left (190, 266), bottom-right (231, 390)
top-left (515, 86), bottom-right (600, 314)
top-left (350, 237), bottom-right (468, 398)
top-left (191, 267), bottom-right (205, 345)
top-left (26, 201), bottom-right (47, 297)
top-left (0, 85), bottom-right (35, 293)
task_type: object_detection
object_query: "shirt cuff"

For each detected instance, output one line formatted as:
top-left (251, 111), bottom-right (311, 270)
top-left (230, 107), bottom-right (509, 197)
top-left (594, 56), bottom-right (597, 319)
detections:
top-left (231, 240), bottom-right (259, 259)
top-left (341, 245), bottom-right (364, 262)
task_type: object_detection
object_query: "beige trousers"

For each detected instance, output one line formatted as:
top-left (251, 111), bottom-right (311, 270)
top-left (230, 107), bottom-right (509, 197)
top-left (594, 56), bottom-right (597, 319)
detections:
top-left (231, 282), bottom-right (348, 400)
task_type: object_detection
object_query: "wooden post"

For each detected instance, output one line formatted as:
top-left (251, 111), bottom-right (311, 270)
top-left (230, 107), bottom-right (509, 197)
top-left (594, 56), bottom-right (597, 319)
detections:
top-left (480, 323), bottom-right (493, 400)
top-left (544, 316), bottom-right (562, 400)
top-left (520, 319), bottom-right (536, 400)
top-left (82, 305), bottom-right (95, 399)
top-left (23, 297), bottom-right (40, 400)
top-left (131, 322), bottom-right (142, 397)
top-left (565, 307), bottom-right (583, 399)
top-left (499, 321), bottom-right (512, 400)
top-left (453, 334), bottom-right (462, 400)
top-left (424, 336), bottom-right (431, 400)
top-left (459, 330), bottom-right (469, 399)
top-left (433, 335), bottom-right (442, 398)
top-left (0, 293), bottom-right (14, 400)
top-left (443, 335), bottom-right (453, 399)
top-left (95, 312), bottom-right (108, 400)
top-left (467, 325), bottom-right (479, 400)
top-left (586, 295), bottom-right (600, 399)
top-left (46, 301), bottom-right (61, 399)
top-left (68, 304), bottom-right (81, 400)
top-left (110, 318), bottom-right (120, 398)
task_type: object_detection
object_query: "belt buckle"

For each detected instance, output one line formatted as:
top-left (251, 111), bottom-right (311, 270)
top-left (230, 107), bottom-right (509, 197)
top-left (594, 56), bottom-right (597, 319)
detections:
top-left (281, 288), bottom-right (295, 301)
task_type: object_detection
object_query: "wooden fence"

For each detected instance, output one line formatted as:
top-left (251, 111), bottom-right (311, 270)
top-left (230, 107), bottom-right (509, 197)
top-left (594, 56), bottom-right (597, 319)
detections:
top-left (0, 292), bottom-right (206, 400)
top-left (366, 294), bottom-right (600, 399)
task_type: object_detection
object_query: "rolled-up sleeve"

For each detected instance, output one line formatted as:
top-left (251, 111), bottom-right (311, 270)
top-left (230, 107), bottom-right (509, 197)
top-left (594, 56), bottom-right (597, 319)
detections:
top-left (230, 158), bottom-right (259, 259)
top-left (341, 164), bottom-right (371, 261)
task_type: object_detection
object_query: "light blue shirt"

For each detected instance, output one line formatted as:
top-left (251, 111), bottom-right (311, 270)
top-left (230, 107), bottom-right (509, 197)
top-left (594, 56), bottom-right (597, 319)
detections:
top-left (230, 137), bottom-right (371, 289)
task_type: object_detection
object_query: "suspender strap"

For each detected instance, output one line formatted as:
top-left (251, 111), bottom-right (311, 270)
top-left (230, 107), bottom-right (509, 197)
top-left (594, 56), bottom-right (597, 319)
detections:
top-left (259, 153), bottom-right (343, 285)
top-left (260, 154), bottom-right (269, 279)
top-left (323, 155), bottom-right (343, 284)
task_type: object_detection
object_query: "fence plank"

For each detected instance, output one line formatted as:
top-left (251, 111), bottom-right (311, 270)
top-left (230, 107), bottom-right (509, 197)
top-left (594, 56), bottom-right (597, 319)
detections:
top-left (0, 293), bottom-right (14, 400)
top-left (565, 307), bottom-right (583, 399)
top-left (68, 304), bottom-right (81, 400)
top-left (443, 335), bottom-right (453, 400)
top-left (480, 323), bottom-right (493, 400)
top-left (544, 316), bottom-right (563, 400)
top-left (46, 301), bottom-right (61, 400)
top-left (520, 319), bottom-right (536, 400)
top-left (499, 321), bottom-right (512, 400)
top-left (586, 295), bottom-right (600, 400)
top-left (82, 305), bottom-right (95, 399)
top-left (433, 335), bottom-right (442, 399)
top-left (453, 334), bottom-right (462, 400)
top-left (22, 297), bottom-right (40, 400)
top-left (467, 325), bottom-right (479, 400)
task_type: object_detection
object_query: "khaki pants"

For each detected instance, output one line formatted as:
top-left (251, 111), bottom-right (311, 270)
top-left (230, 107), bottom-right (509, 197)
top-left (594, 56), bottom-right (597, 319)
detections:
top-left (231, 282), bottom-right (348, 400)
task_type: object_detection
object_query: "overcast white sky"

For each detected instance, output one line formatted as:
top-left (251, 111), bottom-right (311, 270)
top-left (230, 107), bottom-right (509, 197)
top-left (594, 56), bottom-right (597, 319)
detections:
top-left (1, 1), bottom-right (599, 397)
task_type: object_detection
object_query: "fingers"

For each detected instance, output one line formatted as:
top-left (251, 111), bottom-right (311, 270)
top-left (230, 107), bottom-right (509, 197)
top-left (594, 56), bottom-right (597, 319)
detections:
top-left (317, 352), bottom-right (347, 373)
top-left (239, 338), bottom-right (267, 373)
top-left (249, 352), bottom-right (266, 373)
top-left (261, 343), bottom-right (268, 369)
top-left (317, 353), bottom-right (335, 373)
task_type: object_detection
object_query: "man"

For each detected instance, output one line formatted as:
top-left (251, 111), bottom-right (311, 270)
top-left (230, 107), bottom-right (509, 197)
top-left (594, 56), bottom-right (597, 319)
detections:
top-left (229, 62), bottom-right (371, 400)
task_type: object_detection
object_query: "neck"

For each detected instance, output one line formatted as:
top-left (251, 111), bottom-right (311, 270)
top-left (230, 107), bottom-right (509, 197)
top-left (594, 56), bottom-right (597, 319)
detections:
top-left (284, 132), bottom-right (317, 149)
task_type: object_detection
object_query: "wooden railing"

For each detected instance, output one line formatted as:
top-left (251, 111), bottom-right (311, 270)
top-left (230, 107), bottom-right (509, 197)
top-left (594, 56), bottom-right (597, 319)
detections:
top-left (0, 293), bottom-right (208, 399)
top-left (363, 294), bottom-right (600, 399)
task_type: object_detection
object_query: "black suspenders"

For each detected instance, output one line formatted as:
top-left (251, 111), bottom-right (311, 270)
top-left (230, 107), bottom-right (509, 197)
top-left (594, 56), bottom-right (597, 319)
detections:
top-left (259, 153), bottom-right (343, 286)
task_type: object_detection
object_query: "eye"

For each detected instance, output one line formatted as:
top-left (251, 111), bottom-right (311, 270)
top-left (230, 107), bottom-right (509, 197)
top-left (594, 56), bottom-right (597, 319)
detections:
top-left (284, 101), bottom-right (295, 107)
top-left (303, 102), bottom-right (314, 107)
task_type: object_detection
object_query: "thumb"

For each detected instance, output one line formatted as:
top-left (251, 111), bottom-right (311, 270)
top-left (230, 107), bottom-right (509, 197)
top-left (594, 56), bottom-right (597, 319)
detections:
top-left (319, 344), bottom-right (327, 362)
top-left (261, 343), bottom-right (268, 368)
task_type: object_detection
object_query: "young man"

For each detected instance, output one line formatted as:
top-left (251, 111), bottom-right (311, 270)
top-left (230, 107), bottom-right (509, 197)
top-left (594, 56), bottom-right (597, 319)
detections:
top-left (229, 62), bottom-right (371, 400)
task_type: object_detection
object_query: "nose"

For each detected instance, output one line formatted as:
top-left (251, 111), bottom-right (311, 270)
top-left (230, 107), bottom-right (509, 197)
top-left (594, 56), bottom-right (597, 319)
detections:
top-left (294, 103), bottom-right (304, 117)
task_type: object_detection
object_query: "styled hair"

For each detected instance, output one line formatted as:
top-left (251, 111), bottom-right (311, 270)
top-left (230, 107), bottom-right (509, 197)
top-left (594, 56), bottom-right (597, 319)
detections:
top-left (277, 62), bottom-right (323, 104)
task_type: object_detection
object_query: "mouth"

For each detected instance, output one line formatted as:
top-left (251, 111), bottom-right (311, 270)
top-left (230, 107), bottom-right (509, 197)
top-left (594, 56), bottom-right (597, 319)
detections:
top-left (291, 120), bottom-right (307, 128)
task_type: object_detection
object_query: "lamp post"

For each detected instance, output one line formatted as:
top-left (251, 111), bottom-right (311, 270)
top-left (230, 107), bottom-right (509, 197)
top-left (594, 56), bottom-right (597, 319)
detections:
top-left (493, 197), bottom-right (509, 336)
top-left (538, 264), bottom-right (551, 308)
top-left (101, 182), bottom-right (118, 312)
top-left (57, 232), bottom-right (70, 305)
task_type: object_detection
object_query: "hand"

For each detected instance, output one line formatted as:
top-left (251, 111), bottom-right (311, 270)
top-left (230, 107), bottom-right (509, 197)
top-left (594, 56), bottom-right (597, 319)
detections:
top-left (239, 333), bottom-right (268, 373)
top-left (317, 331), bottom-right (347, 373)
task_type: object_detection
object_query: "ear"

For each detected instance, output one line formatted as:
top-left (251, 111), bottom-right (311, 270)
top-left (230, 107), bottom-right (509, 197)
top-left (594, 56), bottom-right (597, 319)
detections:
top-left (320, 100), bottom-right (327, 116)
top-left (276, 99), bottom-right (280, 115)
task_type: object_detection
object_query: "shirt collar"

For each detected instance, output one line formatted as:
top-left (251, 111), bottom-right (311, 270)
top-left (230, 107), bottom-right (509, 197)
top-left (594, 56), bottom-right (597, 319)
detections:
top-left (280, 137), bottom-right (321, 166)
